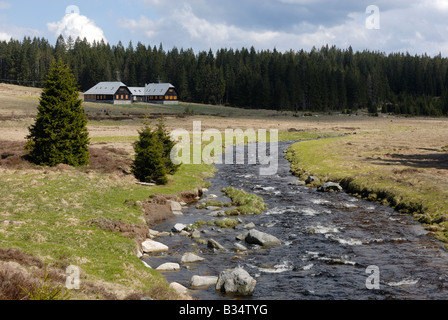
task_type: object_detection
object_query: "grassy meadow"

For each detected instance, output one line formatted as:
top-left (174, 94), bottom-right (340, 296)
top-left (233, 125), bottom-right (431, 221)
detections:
top-left (1, 83), bottom-right (448, 299)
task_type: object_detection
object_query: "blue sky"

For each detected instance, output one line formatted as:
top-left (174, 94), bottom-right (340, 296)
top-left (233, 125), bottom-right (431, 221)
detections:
top-left (1, 0), bottom-right (448, 56)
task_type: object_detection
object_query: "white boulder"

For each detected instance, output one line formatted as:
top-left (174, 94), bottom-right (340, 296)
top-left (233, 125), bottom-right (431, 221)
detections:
top-left (156, 263), bottom-right (181, 271)
top-left (141, 239), bottom-right (169, 253)
top-left (190, 275), bottom-right (218, 288)
top-left (181, 252), bottom-right (205, 263)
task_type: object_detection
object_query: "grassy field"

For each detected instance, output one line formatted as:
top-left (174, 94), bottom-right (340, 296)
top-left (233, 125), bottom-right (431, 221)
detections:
top-left (1, 83), bottom-right (448, 299)
top-left (285, 119), bottom-right (448, 244)
top-left (0, 84), bottom-right (331, 300)
top-left (0, 143), bottom-right (215, 299)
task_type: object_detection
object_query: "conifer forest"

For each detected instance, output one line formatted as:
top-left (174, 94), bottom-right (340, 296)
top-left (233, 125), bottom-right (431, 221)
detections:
top-left (1, 35), bottom-right (448, 116)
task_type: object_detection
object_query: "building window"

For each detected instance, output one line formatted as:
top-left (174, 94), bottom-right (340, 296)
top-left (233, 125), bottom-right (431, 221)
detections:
top-left (116, 94), bottom-right (119, 100)
top-left (125, 95), bottom-right (128, 100)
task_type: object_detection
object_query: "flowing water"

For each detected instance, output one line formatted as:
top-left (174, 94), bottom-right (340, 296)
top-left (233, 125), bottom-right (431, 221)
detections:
top-left (144, 141), bottom-right (448, 300)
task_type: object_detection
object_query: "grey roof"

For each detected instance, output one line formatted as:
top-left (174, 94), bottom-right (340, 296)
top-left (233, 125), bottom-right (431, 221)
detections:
top-left (84, 82), bottom-right (127, 95)
top-left (128, 87), bottom-right (146, 96)
top-left (144, 83), bottom-right (175, 95)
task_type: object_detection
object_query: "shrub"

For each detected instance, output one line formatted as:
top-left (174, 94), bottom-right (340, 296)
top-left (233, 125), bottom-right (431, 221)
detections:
top-left (155, 117), bottom-right (180, 175)
top-left (132, 124), bottom-right (168, 185)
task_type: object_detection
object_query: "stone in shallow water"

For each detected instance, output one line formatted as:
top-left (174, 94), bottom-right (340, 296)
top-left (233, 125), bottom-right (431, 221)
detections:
top-left (156, 263), bottom-right (181, 271)
top-left (141, 239), bottom-right (169, 253)
top-left (190, 275), bottom-right (218, 288)
top-left (181, 252), bottom-right (205, 263)
top-left (245, 229), bottom-right (281, 246)
top-left (317, 182), bottom-right (343, 193)
top-left (216, 268), bottom-right (256, 296)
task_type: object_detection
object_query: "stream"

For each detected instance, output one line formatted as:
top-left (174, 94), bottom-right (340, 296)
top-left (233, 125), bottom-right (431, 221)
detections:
top-left (143, 140), bottom-right (448, 300)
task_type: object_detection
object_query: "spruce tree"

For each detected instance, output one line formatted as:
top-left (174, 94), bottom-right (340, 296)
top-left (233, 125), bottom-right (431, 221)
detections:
top-left (26, 59), bottom-right (90, 167)
top-left (132, 124), bottom-right (168, 185)
top-left (155, 117), bottom-right (181, 175)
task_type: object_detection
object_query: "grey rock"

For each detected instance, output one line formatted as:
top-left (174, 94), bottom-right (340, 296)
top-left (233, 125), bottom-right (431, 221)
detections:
top-left (156, 263), bottom-right (181, 271)
top-left (181, 252), bottom-right (205, 263)
top-left (191, 230), bottom-right (201, 239)
top-left (141, 239), bottom-right (169, 253)
top-left (206, 206), bottom-right (222, 211)
top-left (170, 282), bottom-right (188, 295)
top-left (207, 239), bottom-right (226, 250)
top-left (243, 222), bottom-right (256, 230)
top-left (317, 182), bottom-right (343, 193)
top-left (190, 275), bottom-right (218, 288)
top-left (245, 229), bottom-right (281, 246)
top-left (172, 223), bottom-right (187, 233)
top-left (216, 268), bottom-right (256, 296)
top-left (216, 210), bottom-right (226, 217)
top-left (169, 201), bottom-right (183, 212)
top-left (233, 243), bottom-right (248, 252)
top-left (236, 232), bottom-right (249, 241)
top-left (305, 175), bottom-right (320, 184)
top-left (179, 230), bottom-right (190, 237)
top-left (289, 180), bottom-right (306, 186)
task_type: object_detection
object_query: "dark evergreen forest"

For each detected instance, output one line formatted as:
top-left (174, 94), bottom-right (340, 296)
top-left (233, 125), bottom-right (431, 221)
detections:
top-left (1, 35), bottom-right (448, 116)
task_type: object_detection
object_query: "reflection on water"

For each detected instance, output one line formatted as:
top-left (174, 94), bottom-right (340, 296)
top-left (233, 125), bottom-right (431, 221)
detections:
top-left (144, 141), bottom-right (448, 300)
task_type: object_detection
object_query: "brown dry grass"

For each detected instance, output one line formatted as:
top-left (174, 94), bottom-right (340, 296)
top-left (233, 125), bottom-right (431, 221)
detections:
top-left (0, 140), bottom-right (133, 175)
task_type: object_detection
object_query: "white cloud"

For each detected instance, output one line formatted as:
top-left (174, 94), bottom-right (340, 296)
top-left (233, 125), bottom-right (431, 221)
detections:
top-left (0, 31), bottom-right (11, 41)
top-left (118, 1), bottom-right (448, 56)
top-left (47, 13), bottom-right (107, 44)
top-left (0, 24), bottom-right (41, 41)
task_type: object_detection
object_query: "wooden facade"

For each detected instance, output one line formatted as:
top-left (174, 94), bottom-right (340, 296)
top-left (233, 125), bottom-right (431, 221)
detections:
top-left (144, 83), bottom-right (179, 105)
top-left (84, 82), bottom-right (132, 105)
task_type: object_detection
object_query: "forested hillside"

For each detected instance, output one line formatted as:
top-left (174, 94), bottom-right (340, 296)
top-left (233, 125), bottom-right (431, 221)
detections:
top-left (1, 35), bottom-right (448, 116)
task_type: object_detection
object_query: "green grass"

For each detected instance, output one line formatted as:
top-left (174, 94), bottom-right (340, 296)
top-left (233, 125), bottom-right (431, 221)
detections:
top-left (284, 136), bottom-right (448, 244)
top-left (222, 187), bottom-right (267, 215)
top-left (0, 157), bottom-right (214, 298)
top-left (214, 218), bottom-right (239, 228)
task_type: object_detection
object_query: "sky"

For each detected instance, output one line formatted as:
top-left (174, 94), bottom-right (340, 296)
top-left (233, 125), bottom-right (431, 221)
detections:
top-left (1, 0), bottom-right (448, 56)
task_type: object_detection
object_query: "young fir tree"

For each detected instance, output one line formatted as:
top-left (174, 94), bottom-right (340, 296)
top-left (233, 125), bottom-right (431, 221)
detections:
top-left (132, 123), bottom-right (168, 185)
top-left (26, 59), bottom-right (90, 167)
top-left (155, 117), bottom-right (181, 175)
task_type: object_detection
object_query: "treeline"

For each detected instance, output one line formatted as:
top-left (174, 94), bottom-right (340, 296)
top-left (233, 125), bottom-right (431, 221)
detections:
top-left (1, 35), bottom-right (448, 116)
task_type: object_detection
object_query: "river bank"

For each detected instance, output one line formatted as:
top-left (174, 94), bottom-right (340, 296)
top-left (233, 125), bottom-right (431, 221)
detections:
top-left (142, 140), bottom-right (448, 300)
top-left (284, 121), bottom-right (448, 246)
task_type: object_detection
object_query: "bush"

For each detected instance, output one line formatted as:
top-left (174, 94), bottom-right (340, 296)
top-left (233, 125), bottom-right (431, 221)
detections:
top-left (26, 59), bottom-right (90, 167)
top-left (155, 118), bottom-right (180, 175)
top-left (132, 118), bottom-right (181, 185)
top-left (132, 124), bottom-right (168, 185)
